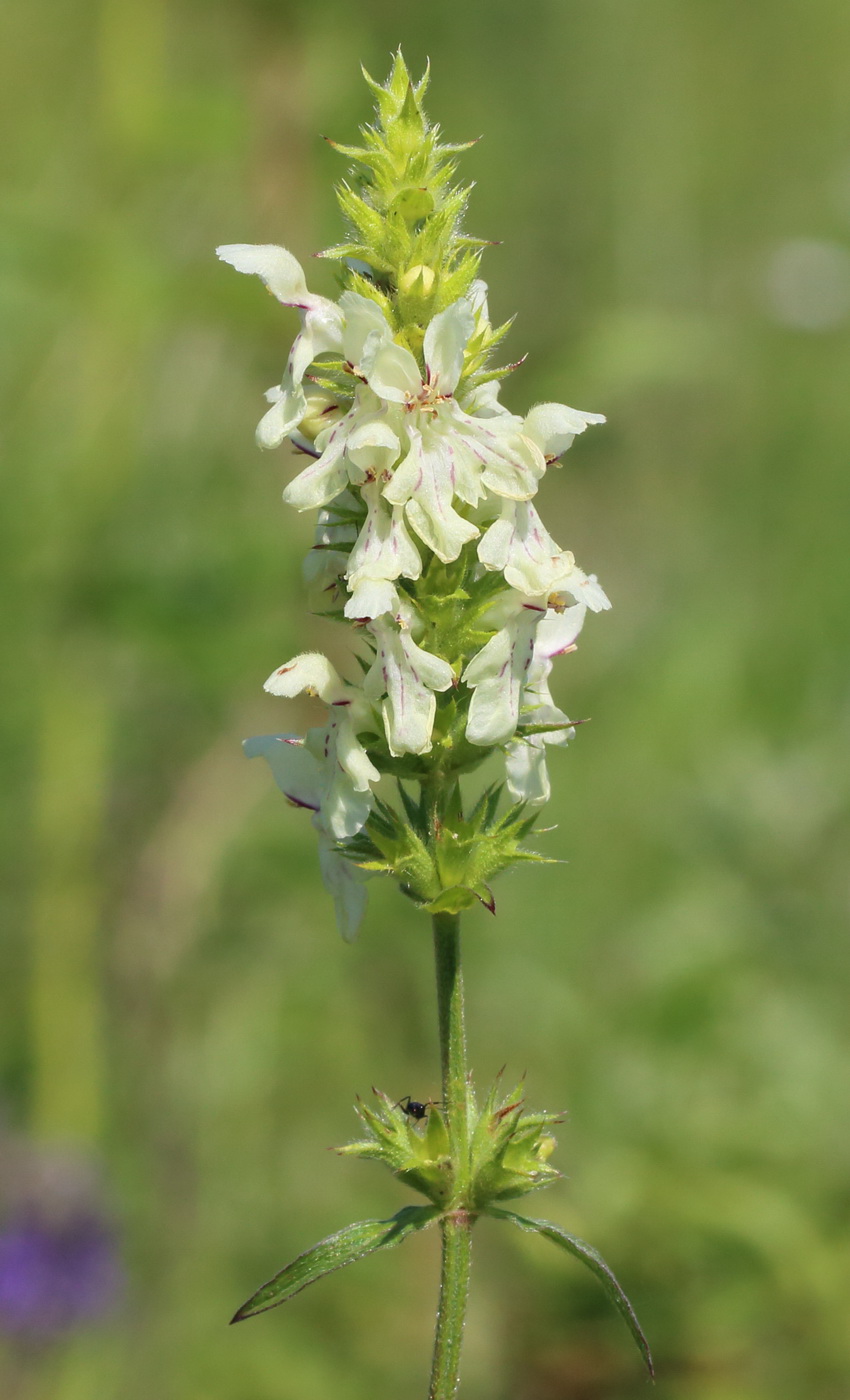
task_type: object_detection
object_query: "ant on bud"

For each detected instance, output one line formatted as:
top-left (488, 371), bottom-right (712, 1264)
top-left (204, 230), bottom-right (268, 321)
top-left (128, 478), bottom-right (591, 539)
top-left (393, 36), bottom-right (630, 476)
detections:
top-left (393, 1095), bottom-right (441, 1122)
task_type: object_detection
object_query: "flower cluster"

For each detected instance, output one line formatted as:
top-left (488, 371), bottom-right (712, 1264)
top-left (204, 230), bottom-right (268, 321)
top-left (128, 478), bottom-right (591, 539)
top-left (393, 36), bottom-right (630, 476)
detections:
top-left (221, 56), bottom-right (610, 937)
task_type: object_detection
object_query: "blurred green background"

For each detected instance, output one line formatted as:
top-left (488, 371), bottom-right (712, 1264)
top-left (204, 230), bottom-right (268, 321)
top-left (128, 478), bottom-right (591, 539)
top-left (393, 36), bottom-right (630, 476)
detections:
top-left (2, 1), bottom-right (849, 1396)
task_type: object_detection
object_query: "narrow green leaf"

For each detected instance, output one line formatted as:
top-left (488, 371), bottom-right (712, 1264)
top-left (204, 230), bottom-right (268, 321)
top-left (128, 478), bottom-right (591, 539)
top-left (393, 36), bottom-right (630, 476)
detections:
top-left (486, 1207), bottom-right (654, 1378)
top-left (397, 781), bottom-right (427, 837)
top-left (231, 1206), bottom-right (440, 1322)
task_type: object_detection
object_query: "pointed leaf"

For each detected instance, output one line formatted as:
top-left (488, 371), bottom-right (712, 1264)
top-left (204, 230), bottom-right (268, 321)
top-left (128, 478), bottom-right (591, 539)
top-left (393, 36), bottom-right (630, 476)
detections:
top-left (397, 781), bottom-right (427, 837)
top-left (486, 1207), bottom-right (654, 1378)
top-left (232, 1206), bottom-right (440, 1322)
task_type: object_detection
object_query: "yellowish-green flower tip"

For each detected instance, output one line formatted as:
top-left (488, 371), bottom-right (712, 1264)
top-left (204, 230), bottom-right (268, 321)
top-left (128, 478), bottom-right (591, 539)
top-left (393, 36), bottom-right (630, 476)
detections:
top-left (321, 50), bottom-right (493, 341)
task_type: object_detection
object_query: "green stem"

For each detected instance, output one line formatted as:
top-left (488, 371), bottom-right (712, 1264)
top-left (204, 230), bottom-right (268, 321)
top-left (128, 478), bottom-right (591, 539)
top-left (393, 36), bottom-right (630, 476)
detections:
top-left (429, 912), bottom-right (473, 1400)
top-left (432, 912), bottom-right (469, 1171)
top-left (429, 1210), bottom-right (473, 1400)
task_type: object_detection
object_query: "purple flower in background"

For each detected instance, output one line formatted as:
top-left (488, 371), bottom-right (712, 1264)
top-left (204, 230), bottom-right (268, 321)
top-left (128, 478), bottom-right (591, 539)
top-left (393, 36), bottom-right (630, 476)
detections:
top-left (0, 1139), bottom-right (123, 1337)
top-left (0, 1212), bottom-right (121, 1335)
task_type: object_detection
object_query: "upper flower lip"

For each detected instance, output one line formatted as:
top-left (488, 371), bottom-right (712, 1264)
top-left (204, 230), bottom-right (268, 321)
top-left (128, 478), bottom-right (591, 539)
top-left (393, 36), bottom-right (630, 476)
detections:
top-left (217, 243), bottom-right (346, 449)
top-left (361, 298), bottom-right (477, 405)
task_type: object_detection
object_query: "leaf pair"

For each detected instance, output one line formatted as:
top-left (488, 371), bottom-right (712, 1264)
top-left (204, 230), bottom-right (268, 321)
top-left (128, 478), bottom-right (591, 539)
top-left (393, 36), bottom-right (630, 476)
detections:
top-left (231, 1205), bottom-right (654, 1380)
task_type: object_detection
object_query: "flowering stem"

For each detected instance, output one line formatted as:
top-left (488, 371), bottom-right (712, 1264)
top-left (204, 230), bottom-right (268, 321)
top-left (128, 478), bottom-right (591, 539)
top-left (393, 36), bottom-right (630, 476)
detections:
top-left (430, 911), bottom-right (473, 1399)
top-left (218, 55), bottom-right (642, 1399)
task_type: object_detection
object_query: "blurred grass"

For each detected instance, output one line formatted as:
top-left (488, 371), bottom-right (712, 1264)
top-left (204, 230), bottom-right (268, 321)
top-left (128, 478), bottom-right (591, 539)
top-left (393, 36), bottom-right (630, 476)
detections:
top-left (1, 1), bottom-right (849, 1397)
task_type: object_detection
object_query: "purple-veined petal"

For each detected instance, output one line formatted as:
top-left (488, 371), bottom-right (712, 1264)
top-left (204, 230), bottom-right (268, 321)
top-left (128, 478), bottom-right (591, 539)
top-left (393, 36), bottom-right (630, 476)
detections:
top-left (523, 402), bottom-right (606, 459)
top-left (344, 482), bottom-right (421, 618)
top-left (477, 499), bottom-right (565, 595)
top-left (364, 621), bottom-right (453, 756)
top-left (463, 606), bottom-right (544, 746)
top-left (243, 733), bottom-right (321, 810)
top-left (384, 428), bottom-right (479, 563)
top-left (345, 418), bottom-right (401, 473)
top-left (264, 653), bottom-right (348, 704)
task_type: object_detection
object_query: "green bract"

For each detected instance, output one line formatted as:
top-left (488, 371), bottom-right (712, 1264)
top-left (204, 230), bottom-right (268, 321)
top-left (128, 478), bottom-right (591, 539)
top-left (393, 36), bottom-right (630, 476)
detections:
top-left (345, 785), bottom-right (554, 915)
top-left (338, 1078), bottom-right (562, 1209)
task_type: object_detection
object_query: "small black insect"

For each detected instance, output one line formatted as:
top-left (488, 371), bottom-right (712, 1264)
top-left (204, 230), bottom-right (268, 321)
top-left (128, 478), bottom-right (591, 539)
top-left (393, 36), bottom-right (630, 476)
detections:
top-left (393, 1095), bottom-right (440, 1122)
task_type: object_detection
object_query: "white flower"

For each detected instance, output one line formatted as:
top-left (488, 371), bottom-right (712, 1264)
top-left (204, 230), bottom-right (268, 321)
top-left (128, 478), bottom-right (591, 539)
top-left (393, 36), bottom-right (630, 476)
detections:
top-left (364, 299), bottom-right (475, 403)
top-left (243, 731), bottom-right (320, 811)
top-left (344, 479), bottom-right (421, 620)
top-left (358, 297), bottom-right (546, 561)
top-left (549, 556), bottom-right (612, 612)
top-left (283, 400), bottom-right (361, 510)
top-left (504, 603), bottom-right (586, 804)
top-left (283, 389), bottom-right (401, 512)
top-left (364, 619), bottom-right (455, 755)
top-left (243, 733), bottom-right (367, 941)
top-left (263, 653), bottom-right (380, 838)
top-left (382, 422), bottom-right (481, 562)
top-left (477, 498), bottom-right (565, 595)
top-left (523, 401), bottom-right (606, 460)
top-left (449, 405), bottom-right (545, 501)
top-left (462, 600), bottom-right (547, 747)
top-left (216, 244), bottom-right (344, 447)
top-left (467, 278), bottom-right (491, 327)
top-left (293, 391), bottom-right (344, 445)
top-left (503, 739), bottom-right (550, 806)
top-left (460, 378), bottom-right (511, 419)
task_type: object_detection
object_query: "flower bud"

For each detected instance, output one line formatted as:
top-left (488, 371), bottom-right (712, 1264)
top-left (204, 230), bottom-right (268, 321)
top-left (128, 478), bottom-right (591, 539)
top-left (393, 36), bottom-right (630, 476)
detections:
top-left (391, 187), bottom-right (436, 223)
top-left (400, 263), bottom-right (437, 296)
top-left (298, 392), bottom-right (343, 443)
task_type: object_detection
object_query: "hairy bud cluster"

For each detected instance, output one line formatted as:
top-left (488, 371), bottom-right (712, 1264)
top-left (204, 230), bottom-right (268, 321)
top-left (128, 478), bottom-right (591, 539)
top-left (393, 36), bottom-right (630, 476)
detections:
top-left (338, 1079), bottom-right (562, 1210)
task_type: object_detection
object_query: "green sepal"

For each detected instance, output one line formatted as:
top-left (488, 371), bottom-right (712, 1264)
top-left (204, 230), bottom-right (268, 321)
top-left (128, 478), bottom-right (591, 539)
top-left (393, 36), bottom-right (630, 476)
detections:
top-left (338, 1090), bottom-right (454, 1206)
top-left (342, 1075), bottom-right (565, 1212)
top-left (336, 184), bottom-right (392, 253)
top-left (339, 788), bottom-right (553, 914)
top-left (486, 1207), bottom-right (654, 1378)
top-left (396, 781), bottom-right (429, 838)
top-left (468, 1076), bottom-right (563, 1205)
top-left (230, 1205), bottom-right (440, 1322)
top-left (515, 720), bottom-right (581, 739)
